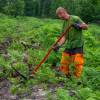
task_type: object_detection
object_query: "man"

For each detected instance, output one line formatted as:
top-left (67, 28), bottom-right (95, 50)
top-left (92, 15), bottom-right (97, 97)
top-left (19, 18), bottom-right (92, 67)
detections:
top-left (53, 7), bottom-right (88, 78)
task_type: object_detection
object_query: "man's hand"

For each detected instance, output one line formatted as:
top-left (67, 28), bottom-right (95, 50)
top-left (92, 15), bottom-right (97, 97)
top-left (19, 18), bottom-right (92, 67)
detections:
top-left (72, 23), bottom-right (88, 30)
top-left (52, 44), bottom-right (60, 52)
top-left (72, 23), bottom-right (81, 30)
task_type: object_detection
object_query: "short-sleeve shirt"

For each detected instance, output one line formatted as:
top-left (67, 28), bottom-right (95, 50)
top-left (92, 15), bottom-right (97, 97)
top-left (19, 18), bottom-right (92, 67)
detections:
top-left (62, 15), bottom-right (84, 49)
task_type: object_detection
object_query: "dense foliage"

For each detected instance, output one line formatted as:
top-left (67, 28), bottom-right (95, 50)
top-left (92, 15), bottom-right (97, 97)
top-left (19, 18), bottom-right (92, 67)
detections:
top-left (0, 14), bottom-right (99, 99)
top-left (0, 0), bottom-right (100, 22)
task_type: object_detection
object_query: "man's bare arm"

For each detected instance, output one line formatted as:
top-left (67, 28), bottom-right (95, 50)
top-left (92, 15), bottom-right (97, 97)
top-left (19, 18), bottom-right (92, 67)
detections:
top-left (58, 36), bottom-right (66, 46)
top-left (80, 23), bottom-right (88, 30)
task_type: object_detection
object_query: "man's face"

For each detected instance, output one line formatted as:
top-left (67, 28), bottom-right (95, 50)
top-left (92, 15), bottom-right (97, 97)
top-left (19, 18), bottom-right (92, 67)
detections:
top-left (57, 10), bottom-right (68, 20)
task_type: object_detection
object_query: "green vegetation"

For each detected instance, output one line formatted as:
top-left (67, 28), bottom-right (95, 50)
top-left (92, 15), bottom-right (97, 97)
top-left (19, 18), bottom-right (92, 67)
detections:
top-left (0, 0), bottom-right (100, 22)
top-left (0, 14), bottom-right (99, 99)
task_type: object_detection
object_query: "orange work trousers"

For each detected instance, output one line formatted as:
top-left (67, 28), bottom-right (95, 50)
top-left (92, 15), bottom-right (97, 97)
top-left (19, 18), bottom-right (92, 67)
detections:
top-left (60, 52), bottom-right (84, 78)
